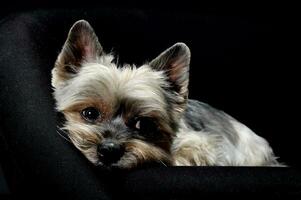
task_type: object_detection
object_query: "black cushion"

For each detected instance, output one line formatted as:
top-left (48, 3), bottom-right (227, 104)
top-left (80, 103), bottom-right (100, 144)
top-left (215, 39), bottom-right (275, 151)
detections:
top-left (0, 7), bottom-right (300, 199)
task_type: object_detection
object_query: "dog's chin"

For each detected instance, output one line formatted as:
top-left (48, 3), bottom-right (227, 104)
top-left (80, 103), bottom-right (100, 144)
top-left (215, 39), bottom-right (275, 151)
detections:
top-left (95, 158), bottom-right (169, 171)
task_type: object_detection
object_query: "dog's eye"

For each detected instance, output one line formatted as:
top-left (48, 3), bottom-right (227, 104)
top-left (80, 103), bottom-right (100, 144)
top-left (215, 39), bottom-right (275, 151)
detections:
top-left (134, 117), bottom-right (158, 135)
top-left (81, 107), bottom-right (100, 122)
top-left (135, 120), bottom-right (141, 130)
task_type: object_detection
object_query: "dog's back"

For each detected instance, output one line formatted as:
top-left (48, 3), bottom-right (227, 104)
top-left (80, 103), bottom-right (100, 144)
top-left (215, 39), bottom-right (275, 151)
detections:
top-left (172, 99), bottom-right (281, 166)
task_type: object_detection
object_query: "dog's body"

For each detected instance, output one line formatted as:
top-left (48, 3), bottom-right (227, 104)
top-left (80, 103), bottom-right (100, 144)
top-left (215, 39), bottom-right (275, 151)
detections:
top-left (52, 20), bottom-right (280, 169)
top-left (172, 100), bottom-right (278, 166)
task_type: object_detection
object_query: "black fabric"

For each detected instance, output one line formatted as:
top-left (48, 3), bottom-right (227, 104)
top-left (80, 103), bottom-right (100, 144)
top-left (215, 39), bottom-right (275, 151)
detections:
top-left (0, 7), bottom-right (300, 199)
top-left (118, 167), bottom-right (301, 199)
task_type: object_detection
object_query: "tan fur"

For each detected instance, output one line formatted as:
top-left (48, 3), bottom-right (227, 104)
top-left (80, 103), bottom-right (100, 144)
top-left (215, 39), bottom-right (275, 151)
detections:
top-left (63, 97), bottom-right (112, 123)
top-left (117, 139), bottom-right (171, 168)
top-left (63, 122), bottom-right (102, 164)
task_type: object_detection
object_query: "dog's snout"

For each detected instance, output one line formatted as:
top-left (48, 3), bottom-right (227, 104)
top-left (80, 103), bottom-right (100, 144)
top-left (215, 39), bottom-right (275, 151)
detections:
top-left (97, 140), bottom-right (124, 165)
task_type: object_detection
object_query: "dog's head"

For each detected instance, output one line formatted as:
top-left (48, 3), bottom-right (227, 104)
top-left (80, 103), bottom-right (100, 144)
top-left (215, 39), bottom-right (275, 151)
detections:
top-left (52, 20), bottom-right (190, 169)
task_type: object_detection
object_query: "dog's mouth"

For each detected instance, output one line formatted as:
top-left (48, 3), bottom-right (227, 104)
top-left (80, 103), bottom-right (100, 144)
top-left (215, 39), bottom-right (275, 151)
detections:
top-left (95, 151), bottom-right (170, 170)
top-left (91, 139), bottom-right (172, 169)
top-left (95, 153), bottom-right (140, 169)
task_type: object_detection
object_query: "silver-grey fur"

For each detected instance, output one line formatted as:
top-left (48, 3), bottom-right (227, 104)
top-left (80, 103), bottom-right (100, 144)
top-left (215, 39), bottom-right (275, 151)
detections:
top-left (173, 100), bottom-right (281, 166)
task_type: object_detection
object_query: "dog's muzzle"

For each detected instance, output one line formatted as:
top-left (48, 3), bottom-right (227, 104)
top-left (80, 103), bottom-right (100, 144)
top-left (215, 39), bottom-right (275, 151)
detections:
top-left (97, 140), bottom-right (125, 165)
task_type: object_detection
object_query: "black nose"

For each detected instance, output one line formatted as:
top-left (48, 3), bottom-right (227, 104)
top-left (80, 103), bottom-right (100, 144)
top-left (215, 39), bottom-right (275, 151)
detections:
top-left (97, 141), bottom-right (124, 165)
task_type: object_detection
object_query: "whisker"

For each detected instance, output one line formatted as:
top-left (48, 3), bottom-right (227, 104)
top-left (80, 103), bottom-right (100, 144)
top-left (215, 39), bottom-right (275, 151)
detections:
top-left (56, 126), bottom-right (72, 143)
top-left (159, 160), bottom-right (168, 167)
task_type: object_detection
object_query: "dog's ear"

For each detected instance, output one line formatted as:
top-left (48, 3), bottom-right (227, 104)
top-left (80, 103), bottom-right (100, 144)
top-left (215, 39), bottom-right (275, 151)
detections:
top-left (150, 43), bottom-right (190, 100)
top-left (52, 20), bottom-right (103, 88)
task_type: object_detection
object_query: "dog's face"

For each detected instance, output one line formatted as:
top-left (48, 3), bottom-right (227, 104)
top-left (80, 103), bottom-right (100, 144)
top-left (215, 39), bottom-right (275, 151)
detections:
top-left (52, 20), bottom-right (190, 169)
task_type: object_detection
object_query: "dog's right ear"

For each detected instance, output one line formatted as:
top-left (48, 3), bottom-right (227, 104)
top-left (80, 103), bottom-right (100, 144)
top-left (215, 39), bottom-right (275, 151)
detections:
top-left (52, 20), bottom-right (103, 88)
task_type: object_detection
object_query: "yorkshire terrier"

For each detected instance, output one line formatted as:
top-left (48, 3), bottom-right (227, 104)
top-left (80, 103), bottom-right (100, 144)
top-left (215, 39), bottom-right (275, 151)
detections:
top-left (51, 20), bottom-right (281, 169)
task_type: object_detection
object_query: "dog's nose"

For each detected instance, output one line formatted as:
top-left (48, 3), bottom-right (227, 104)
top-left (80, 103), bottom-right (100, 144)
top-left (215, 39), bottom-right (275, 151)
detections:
top-left (97, 141), bottom-right (124, 165)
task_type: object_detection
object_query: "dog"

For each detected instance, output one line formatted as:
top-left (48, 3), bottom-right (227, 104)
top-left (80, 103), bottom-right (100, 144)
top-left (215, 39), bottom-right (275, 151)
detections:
top-left (51, 20), bottom-right (281, 169)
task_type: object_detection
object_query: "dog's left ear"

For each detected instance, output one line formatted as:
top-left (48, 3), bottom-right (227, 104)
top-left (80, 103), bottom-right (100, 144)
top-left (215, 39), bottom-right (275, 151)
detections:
top-left (52, 20), bottom-right (103, 88)
top-left (150, 43), bottom-right (190, 100)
